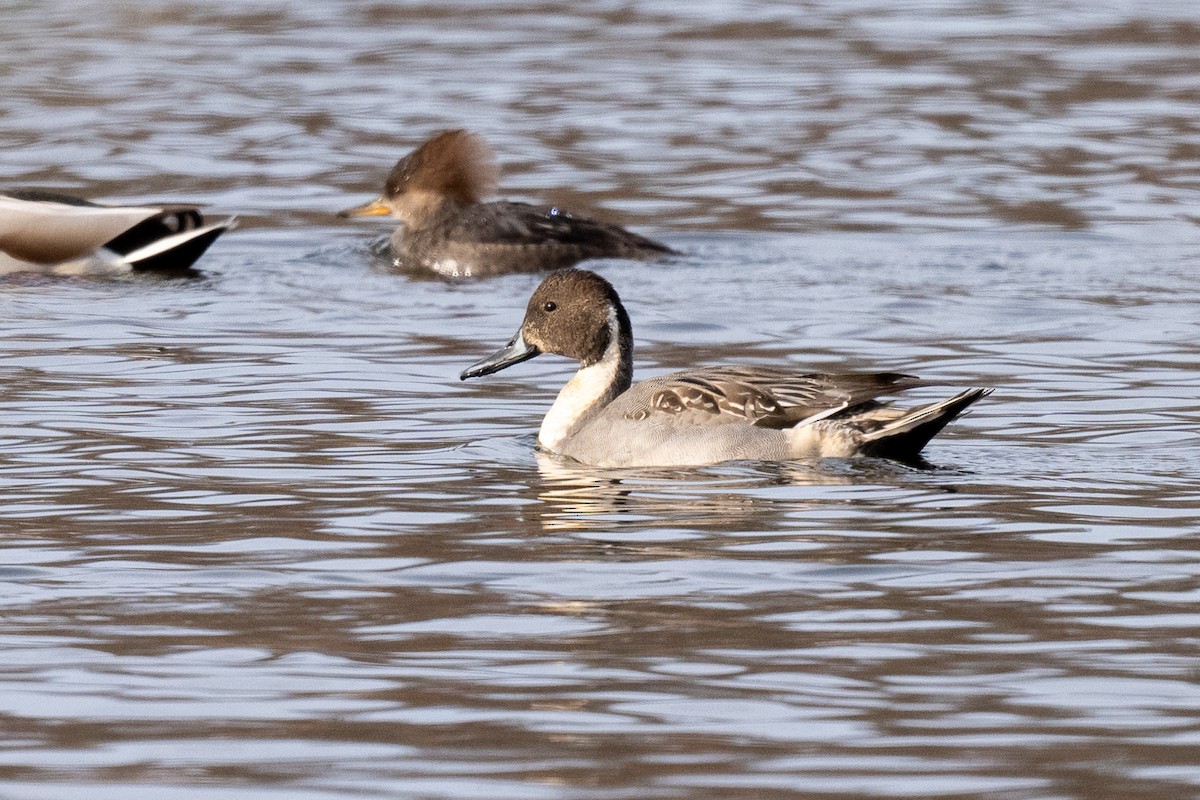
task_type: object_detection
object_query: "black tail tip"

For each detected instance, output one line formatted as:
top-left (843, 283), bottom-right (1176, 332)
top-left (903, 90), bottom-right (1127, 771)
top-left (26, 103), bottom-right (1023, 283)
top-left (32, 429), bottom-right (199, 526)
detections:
top-left (864, 386), bottom-right (992, 463)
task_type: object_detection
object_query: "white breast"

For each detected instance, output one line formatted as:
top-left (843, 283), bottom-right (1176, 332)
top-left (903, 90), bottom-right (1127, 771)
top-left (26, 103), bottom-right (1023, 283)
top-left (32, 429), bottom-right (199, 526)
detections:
top-left (538, 310), bottom-right (623, 451)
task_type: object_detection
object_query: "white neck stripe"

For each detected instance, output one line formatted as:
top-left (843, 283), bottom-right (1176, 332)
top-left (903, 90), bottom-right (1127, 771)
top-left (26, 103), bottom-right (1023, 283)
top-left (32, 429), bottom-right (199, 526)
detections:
top-left (538, 308), bottom-right (623, 450)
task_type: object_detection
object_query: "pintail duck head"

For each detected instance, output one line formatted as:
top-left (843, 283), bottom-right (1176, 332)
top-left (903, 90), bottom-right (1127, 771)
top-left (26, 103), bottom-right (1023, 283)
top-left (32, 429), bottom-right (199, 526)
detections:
top-left (461, 269), bottom-right (632, 379)
top-left (339, 130), bottom-right (499, 227)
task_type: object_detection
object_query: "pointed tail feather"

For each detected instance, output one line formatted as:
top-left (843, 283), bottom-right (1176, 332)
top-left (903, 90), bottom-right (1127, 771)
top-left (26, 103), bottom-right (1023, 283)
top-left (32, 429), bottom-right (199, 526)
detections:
top-left (121, 219), bottom-right (235, 273)
top-left (861, 387), bottom-right (991, 462)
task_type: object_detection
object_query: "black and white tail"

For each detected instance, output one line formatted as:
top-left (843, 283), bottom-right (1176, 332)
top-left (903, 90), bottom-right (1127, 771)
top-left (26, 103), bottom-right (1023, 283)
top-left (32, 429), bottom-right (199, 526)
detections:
top-left (862, 388), bottom-right (991, 462)
top-left (120, 221), bottom-right (233, 273)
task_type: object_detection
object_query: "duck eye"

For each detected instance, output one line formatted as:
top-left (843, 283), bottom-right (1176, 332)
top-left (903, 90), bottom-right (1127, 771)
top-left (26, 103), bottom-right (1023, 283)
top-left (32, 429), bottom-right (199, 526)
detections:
top-left (543, 301), bottom-right (557, 312)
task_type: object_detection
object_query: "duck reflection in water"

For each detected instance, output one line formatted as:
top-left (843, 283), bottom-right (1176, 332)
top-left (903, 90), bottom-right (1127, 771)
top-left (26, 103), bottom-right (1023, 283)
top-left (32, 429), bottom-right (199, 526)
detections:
top-left (530, 449), bottom-right (962, 535)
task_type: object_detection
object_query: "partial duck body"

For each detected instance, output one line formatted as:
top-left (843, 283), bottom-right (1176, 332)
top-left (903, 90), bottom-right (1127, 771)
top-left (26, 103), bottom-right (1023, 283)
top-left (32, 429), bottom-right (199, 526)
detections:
top-left (0, 189), bottom-right (232, 276)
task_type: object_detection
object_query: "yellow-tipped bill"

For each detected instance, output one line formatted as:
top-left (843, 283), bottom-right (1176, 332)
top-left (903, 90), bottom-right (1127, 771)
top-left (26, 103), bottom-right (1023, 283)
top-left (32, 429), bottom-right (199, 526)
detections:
top-left (337, 197), bottom-right (393, 218)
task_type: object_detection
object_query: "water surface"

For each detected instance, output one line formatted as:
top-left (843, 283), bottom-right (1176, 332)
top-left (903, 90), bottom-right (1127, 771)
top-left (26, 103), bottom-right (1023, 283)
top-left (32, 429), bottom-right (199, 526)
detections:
top-left (2, 2), bottom-right (1199, 798)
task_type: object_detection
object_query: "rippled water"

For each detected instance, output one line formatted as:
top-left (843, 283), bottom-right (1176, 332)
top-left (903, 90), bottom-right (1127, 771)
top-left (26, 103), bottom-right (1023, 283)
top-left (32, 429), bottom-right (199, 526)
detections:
top-left (2, 2), bottom-right (1200, 798)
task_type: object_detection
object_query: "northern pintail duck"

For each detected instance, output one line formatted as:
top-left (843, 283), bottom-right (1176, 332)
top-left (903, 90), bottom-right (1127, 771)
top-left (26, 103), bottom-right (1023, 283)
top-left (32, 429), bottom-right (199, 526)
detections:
top-left (0, 189), bottom-right (232, 275)
top-left (461, 269), bottom-right (991, 468)
top-left (338, 130), bottom-right (674, 277)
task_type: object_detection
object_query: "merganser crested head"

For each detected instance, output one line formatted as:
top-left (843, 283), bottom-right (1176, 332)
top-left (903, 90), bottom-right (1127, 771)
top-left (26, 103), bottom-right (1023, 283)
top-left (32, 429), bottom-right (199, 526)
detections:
top-left (339, 130), bottom-right (499, 225)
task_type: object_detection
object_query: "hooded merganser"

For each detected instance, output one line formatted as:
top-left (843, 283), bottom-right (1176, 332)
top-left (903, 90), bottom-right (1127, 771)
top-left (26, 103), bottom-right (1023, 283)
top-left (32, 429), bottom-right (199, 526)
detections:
top-left (462, 269), bottom-right (991, 468)
top-left (339, 130), bottom-right (674, 277)
top-left (0, 189), bottom-right (232, 276)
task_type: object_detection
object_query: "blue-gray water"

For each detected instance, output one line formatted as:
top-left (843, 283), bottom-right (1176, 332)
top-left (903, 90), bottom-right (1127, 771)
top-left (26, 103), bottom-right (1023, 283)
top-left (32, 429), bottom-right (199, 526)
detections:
top-left (2, 2), bottom-right (1199, 799)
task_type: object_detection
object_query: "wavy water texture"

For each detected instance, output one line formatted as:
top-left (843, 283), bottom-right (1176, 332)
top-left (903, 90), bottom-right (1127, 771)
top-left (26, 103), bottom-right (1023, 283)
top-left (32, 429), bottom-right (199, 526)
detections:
top-left (1, 2), bottom-right (1200, 799)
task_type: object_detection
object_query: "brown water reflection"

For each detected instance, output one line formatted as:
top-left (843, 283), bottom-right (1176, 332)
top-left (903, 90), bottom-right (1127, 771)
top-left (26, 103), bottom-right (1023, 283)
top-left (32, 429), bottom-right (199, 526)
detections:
top-left (3, 1), bottom-right (1200, 799)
